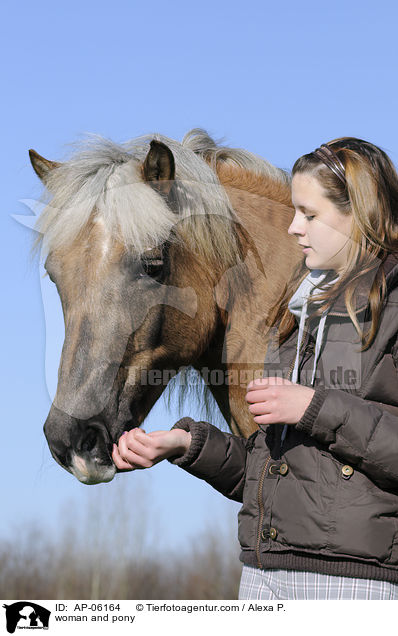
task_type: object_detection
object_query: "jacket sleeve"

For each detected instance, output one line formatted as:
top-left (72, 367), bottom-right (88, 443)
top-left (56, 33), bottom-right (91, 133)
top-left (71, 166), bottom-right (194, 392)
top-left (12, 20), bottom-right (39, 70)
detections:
top-left (167, 417), bottom-right (248, 502)
top-left (296, 387), bottom-right (398, 489)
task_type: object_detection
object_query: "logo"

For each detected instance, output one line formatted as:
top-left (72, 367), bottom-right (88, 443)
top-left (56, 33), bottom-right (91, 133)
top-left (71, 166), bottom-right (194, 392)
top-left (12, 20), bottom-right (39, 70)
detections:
top-left (2, 603), bottom-right (51, 633)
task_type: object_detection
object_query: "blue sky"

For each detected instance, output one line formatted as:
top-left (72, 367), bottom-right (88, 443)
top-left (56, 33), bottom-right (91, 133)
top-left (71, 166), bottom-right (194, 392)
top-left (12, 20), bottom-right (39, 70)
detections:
top-left (2, 0), bottom-right (398, 551)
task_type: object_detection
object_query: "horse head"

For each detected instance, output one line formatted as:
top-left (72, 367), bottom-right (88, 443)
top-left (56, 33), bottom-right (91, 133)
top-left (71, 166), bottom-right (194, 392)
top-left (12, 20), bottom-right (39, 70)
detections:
top-left (29, 133), bottom-right (256, 484)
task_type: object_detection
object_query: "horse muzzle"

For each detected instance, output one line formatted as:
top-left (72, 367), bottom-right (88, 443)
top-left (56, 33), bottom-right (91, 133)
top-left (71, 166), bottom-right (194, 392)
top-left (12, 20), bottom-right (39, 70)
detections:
top-left (70, 451), bottom-right (116, 484)
top-left (44, 411), bottom-right (117, 484)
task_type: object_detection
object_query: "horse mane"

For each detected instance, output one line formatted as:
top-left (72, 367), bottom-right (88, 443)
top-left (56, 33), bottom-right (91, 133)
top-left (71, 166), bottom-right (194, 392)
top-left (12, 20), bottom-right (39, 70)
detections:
top-left (34, 129), bottom-right (289, 270)
top-left (182, 127), bottom-right (290, 185)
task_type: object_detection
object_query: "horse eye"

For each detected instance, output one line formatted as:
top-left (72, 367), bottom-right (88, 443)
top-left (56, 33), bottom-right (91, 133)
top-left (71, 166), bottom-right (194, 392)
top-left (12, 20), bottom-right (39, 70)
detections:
top-left (141, 258), bottom-right (164, 279)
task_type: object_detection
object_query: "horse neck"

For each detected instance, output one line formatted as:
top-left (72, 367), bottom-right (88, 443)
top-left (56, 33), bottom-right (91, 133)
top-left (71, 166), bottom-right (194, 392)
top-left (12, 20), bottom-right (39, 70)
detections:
top-left (199, 164), bottom-right (301, 437)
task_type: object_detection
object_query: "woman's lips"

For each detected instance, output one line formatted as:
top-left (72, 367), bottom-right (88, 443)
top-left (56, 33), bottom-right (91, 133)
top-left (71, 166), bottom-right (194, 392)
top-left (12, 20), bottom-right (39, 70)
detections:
top-left (302, 247), bottom-right (312, 253)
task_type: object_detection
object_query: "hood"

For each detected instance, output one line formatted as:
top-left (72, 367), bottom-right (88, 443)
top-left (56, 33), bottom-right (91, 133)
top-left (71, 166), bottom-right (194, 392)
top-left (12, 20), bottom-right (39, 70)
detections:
top-left (330, 251), bottom-right (398, 316)
top-left (287, 269), bottom-right (335, 388)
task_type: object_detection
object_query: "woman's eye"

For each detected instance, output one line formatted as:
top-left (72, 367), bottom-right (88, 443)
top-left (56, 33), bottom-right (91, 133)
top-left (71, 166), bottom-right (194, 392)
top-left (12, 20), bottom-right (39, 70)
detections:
top-left (305, 215), bottom-right (315, 221)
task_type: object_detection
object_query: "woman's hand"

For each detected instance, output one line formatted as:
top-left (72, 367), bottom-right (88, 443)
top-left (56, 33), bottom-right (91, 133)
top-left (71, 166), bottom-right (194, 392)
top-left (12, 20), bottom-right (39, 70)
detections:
top-left (245, 377), bottom-right (315, 426)
top-left (112, 428), bottom-right (192, 471)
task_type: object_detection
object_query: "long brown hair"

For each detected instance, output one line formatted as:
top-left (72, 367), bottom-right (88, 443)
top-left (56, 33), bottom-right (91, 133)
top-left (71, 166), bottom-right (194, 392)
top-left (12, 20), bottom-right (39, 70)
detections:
top-left (270, 137), bottom-right (398, 349)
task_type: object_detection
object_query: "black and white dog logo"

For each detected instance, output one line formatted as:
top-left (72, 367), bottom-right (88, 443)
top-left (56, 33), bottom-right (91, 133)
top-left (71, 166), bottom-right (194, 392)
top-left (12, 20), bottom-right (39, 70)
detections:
top-left (2, 602), bottom-right (50, 633)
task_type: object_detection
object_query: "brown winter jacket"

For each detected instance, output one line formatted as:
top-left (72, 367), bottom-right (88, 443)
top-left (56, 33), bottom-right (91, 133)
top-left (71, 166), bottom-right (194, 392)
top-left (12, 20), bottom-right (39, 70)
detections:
top-left (170, 253), bottom-right (398, 582)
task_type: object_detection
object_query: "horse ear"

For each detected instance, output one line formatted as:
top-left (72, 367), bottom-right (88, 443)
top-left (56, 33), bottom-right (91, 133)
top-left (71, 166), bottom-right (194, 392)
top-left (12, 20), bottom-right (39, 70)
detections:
top-left (142, 140), bottom-right (175, 195)
top-left (29, 149), bottom-right (60, 183)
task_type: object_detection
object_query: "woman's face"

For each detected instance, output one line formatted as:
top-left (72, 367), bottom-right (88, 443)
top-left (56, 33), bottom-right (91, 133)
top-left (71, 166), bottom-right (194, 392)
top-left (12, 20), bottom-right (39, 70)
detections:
top-left (289, 172), bottom-right (353, 273)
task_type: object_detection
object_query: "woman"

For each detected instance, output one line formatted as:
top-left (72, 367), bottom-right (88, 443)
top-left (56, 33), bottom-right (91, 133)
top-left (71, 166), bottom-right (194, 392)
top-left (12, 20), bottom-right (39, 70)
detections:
top-left (113, 137), bottom-right (398, 600)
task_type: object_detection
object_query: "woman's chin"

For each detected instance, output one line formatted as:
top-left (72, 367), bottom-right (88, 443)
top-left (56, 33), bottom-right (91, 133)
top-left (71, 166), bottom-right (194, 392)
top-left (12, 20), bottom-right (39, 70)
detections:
top-left (304, 255), bottom-right (317, 269)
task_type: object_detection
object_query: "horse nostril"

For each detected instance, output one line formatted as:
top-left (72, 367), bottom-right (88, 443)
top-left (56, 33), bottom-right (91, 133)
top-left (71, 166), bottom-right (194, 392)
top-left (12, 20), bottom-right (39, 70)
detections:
top-left (81, 428), bottom-right (98, 453)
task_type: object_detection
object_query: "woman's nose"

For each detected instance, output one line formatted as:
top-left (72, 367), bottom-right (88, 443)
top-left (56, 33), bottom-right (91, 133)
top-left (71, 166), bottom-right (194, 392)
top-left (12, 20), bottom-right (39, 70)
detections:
top-left (288, 212), bottom-right (305, 236)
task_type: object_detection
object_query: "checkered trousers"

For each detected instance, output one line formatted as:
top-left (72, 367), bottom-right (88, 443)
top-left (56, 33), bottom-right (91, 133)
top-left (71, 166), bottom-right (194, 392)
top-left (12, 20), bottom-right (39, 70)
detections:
top-left (238, 565), bottom-right (398, 600)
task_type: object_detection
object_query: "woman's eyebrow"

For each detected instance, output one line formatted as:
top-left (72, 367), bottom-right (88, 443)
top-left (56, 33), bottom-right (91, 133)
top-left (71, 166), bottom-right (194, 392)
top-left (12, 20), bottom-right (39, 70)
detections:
top-left (295, 204), bottom-right (317, 213)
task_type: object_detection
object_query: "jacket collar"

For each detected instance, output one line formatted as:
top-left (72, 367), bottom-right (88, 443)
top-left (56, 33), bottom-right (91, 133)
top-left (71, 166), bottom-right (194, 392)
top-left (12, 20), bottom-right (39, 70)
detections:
top-left (328, 251), bottom-right (398, 316)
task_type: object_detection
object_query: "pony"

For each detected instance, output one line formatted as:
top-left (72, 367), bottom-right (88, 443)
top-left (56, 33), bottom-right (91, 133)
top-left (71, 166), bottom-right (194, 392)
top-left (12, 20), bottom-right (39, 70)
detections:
top-left (29, 128), bottom-right (300, 484)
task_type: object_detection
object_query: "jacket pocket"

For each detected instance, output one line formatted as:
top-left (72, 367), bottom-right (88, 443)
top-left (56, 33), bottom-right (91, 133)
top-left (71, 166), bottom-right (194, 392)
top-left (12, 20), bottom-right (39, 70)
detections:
top-left (269, 449), bottom-right (339, 551)
top-left (331, 458), bottom-right (398, 562)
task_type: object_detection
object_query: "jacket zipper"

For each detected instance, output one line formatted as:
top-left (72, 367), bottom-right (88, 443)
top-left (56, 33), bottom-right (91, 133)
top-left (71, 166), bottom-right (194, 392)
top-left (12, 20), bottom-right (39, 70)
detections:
top-left (255, 327), bottom-right (311, 568)
top-left (287, 325), bottom-right (310, 381)
top-left (286, 354), bottom-right (296, 381)
top-left (255, 455), bottom-right (272, 568)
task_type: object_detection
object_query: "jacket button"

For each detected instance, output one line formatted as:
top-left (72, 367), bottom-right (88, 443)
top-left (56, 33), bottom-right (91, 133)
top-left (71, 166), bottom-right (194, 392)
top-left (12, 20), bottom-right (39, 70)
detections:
top-left (269, 527), bottom-right (277, 540)
top-left (261, 529), bottom-right (268, 540)
top-left (341, 465), bottom-right (354, 478)
top-left (269, 463), bottom-right (289, 475)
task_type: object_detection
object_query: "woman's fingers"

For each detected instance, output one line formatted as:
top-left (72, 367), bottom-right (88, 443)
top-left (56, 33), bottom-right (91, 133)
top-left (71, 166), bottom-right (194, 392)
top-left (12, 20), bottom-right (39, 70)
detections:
top-left (246, 389), bottom-right (265, 403)
top-left (246, 376), bottom-right (292, 392)
top-left (252, 413), bottom-right (280, 425)
top-left (112, 428), bottom-right (192, 470)
top-left (246, 383), bottom-right (315, 425)
top-left (248, 401), bottom-right (272, 416)
top-left (114, 428), bottom-right (170, 469)
top-left (246, 377), bottom-right (293, 403)
top-left (113, 442), bottom-right (155, 470)
top-left (115, 429), bottom-right (155, 467)
top-left (112, 444), bottom-right (136, 470)
top-left (246, 388), bottom-right (277, 404)
top-left (125, 428), bottom-right (149, 445)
